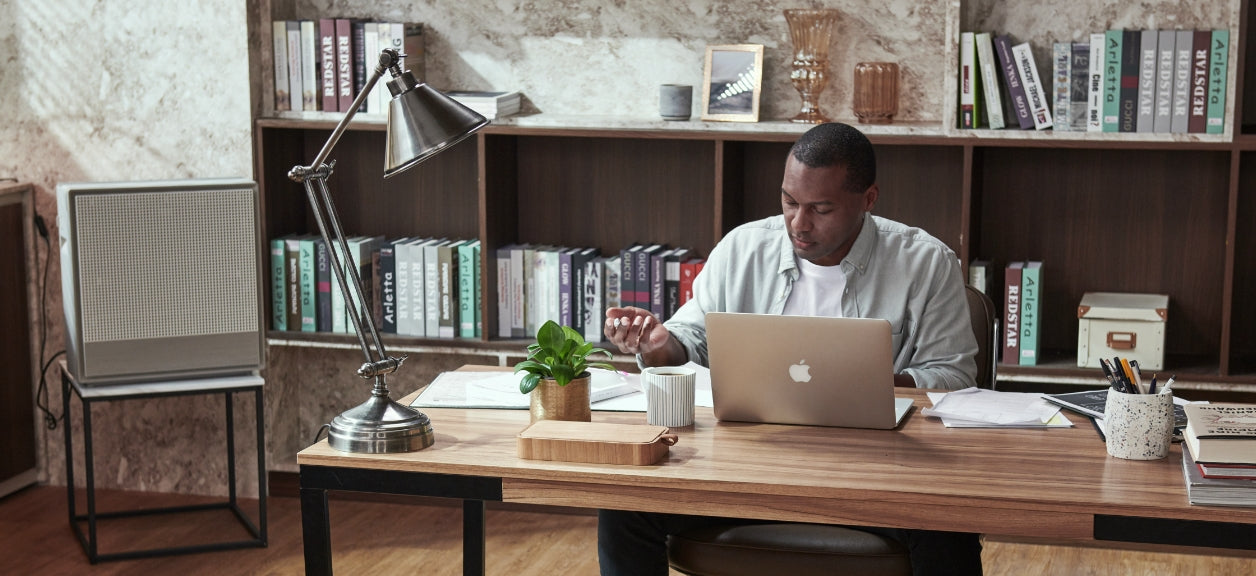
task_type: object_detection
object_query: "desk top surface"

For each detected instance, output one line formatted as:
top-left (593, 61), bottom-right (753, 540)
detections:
top-left (298, 366), bottom-right (1255, 538)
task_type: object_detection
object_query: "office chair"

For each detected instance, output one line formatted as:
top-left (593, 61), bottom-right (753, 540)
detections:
top-left (666, 284), bottom-right (998, 576)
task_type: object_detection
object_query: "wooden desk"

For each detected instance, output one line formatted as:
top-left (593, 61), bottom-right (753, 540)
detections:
top-left (298, 371), bottom-right (1256, 575)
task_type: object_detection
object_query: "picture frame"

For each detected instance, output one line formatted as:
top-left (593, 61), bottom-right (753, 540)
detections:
top-left (701, 44), bottom-right (764, 122)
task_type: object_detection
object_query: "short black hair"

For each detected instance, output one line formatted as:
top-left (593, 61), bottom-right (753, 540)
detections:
top-left (788, 122), bottom-right (877, 194)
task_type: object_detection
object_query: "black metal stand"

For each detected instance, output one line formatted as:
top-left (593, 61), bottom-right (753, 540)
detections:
top-left (62, 366), bottom-right (268, 563)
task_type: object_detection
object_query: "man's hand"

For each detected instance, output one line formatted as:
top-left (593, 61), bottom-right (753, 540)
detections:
top-left (604, 307), bottom-right (669, 355)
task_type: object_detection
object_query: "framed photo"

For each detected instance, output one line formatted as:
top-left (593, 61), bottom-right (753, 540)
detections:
top-left (701, 44), bottom-right (764, 122)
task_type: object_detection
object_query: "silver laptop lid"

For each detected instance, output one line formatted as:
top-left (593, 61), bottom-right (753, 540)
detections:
top-left (707, 312), bottom-right (904, 429)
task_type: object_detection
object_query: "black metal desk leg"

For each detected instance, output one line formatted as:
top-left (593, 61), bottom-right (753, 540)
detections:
top-left (464, 499), bottom-right (486, 576)
top-left (63, 372), bottom-right (75, 524)
top-left (301, 487), bottom-right (333, 576)
top-left (83, 398), bottom-right (98, 562)
top-left (225, 392), bottom-right (237, 505)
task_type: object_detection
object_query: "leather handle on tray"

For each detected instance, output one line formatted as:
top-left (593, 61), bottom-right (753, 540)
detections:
top-left (660, 433), bottom-right (678, 446)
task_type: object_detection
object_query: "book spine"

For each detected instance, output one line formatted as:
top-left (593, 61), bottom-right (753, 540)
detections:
top-left (352, 20), bottom-right (367, 113)
top-left (1052, 43), bottom-right (1071, 131)
top-left (650, 249), bottom-right (668, 318)
top-left (370, 244), bottom-right (383, 331)
top-left (361, 22), bottom-right (378, 114)
top-left (1102, 30), bottom-right (1122, 132)
top-left (395, 241), bottom-right (412, 336)
top-left (1153, 30), bottom-right (1176, 133)
top-left (1019, 262), bottom-right (1041, 366)
top-left (335, 19), bottom-right (354, 113)
top-left (619, 246), bottom-right (638, 308)
top-left (1136, 29), bottom-right (1157, 132)
top-left (438, 242), bottom-right (457, 339)
top-left (1188, 29), bottom-right (1212, 133)
top-left (1012, 43), bottom-right (1052, 130)
top-left (664, 251), bottom-right (683, 320)
top-left (286, 239), bottom-right (301, 331)
top-left (376, 22), bottom-right (393, 114)
top-left (353, 239), bottom-right (377, 335)
top-left (299, 237), bottom-right (316, 332)
top-left (331, 241), bottom-right (347, 333)
top-left (975, 33), bottom-right (1005, 130)
top-left (473, 241), bottom-right (482, 337)
top-left (570, 248), bottom-right (595, 334)
top-left (994, 35), bottom-right (1033, 130)
top-left (300, 20), bottom-right (318, 111)
top-left (1207, 29), bottom-right (1229, 134)
top-left (1086, 34), bottom-right (1105, 132)
top-left (510, 246), bottom-right (525, 338)
top-left (1118, 29), bottom-right (1139, 132)
top-left (605, 256), bottom-right (622, 310)
top-left (583, 258), bottom-right (605, 342)
top-left (459, 241), bottom-right (476, 338)
top-left (1002, 262), bottom-right (1022, 364)
top-left (523, 247), bottom-right (540, 334)
top-left (1171, 30), bottom-right (1193, 133)
top-left (1068, 42), bottom-right (1089, 131)
top-left (411, 241), bottom-right (430, 337)
top-left (272, 21), bottom-right (290, 111)
top-left (287, 21), bottom-right (303, 112)
top-left (559, 249), bottom-right (573, 327)
top-left (635, 247), bottom-right (656, 312)
top-left (960, 32), bottom-right (976, 129)
top-left (544, 249), bottom-right (561, 327)
top-left (319, 19), bottom-right (338, 112)
top-left (380, 243), bottom-right (397, 333)
top-left (679, 259), bottom-right (697, 306)
top-left (270, 238), bottom-right (287, 331)
top-left (425, 243), bottom-right (442, 338)
top-left (316, 239), bottom-right (332, 332)
top-left (496, 246), bottom-right (513, 338)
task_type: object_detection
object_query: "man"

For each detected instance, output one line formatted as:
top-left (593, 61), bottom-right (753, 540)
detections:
top-left (599, 122), bottom-right (982, 575)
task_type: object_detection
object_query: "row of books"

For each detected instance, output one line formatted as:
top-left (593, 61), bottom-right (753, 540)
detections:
top-left (269, 235), bottom-right (482, 339)
top-left (495, 243), bottom-right (706, 343)
top-left (958, 29), bottom-right (1229, 133)
top-left (1181, 403), bottom-right (1256, 507)
top-left (271, 19), bottom-right (425, 116)
top-left (969, 260), bottom-right (1043, 365)
top-left (447, 90), bottom-right (523, 120)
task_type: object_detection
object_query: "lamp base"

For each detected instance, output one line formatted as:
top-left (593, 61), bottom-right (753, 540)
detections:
top-left (327, 394), bottom-right (435, 453)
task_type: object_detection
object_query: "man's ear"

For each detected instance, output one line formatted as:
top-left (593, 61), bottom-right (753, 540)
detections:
top-left (862, 183), bottom-right (880, 212)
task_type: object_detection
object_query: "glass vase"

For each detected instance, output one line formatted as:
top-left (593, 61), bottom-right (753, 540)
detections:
top-left (784, 9), bottom-right (841, 124)
top-left (852, 62), bottom-right (899, 124)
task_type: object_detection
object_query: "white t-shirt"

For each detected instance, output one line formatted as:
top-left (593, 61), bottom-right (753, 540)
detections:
top-left (782, 256), bottom-right (846, 318)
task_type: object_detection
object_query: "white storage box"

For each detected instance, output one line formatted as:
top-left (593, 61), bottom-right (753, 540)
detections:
top-left (1077, 292), bottom-right (1168, 371)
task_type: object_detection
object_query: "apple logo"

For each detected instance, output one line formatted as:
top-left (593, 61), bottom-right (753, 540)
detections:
top-left (788, 359), bottom-right (812, 383)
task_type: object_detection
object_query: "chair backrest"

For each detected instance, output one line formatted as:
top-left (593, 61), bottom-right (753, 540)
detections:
top-left (964, 284), bottom-right (997, 390)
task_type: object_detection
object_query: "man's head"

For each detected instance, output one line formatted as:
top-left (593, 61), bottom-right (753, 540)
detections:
top-left (781, 123), bottom-right (879, 267)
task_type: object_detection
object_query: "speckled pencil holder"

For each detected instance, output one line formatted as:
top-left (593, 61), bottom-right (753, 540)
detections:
top-left (1104, 387), bottom-right (1174, 460)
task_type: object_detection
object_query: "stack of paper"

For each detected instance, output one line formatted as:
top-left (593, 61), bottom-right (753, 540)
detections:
top-left (447, 90), bottom-right (521, 119)
top-left (922, 387), bottom-right (1073, 428)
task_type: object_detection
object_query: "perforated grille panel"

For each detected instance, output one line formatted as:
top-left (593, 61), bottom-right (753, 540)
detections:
top-left (74, 188), bottom-right (259, 343)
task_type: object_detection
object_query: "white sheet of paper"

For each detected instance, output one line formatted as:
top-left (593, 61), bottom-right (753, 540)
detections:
top-left (921, 387), bottom-right (1063, 426)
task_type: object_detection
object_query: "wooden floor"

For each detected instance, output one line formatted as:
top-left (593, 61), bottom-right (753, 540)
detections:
top-left (2, 485), bottom-right (1254, 575)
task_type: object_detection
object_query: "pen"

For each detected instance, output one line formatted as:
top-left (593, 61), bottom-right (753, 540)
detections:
top-left (1148, 373), bottom-right (1158, 395)
top-left (1118, 357), bottom-right (1138, 394)
top-left (1161, 375), bottom-right (1176, 395)
top-left (1129, 360), bottom-right (1145, 394)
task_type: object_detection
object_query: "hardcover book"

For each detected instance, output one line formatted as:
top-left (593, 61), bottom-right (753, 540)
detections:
top-left (1153, 30), bottom-right (1176, 133)
top-left (1136, 29), bottom-right (1157, 132)
top-left (316, 239), bottom-right (332, 332)
top-left (569, 247), bottom-right (597, 334)
top-left (378, 241), bottom-right (397, 333)
top-left (1181, 446), bottom-right (1256, 507)
top-left (1171, 30), bottom-right (1193, 133)
top-left (1051, 43), bottom-right (1071, 131)
top-left (650, 247), bottom-right (675, 318)
top-left (361, 22), bottom-right (379, 114)
top-left (1188, 29), bottom-right (1212, 133)
top-left (1011, 43), bottom-right (1052, 130)
top-left (1183, 403), bottom-right (1256, 465)
top-left (335, 19), bottom-right (354, 113)
top-left (437, 240), bottom-right (465, 338)
top-left (510, 244), bottom-right (528, 338)
top-left (1207, 29), bottom-right (1229, 134)
top-left (993, 35), bottom-right (1033, 129)
top-left (300, 20), bottom-right (318, 112)
top-left (284, 237), bottom-right (301, 331)
top-left (458, 240), bottom-right (480, 338)
top-left (664, 247), bottom-right (690, 320)
top-left (558, 247), bottom-right (576, 328)
top-left (298, 236), bottom-right (316, 332)
top-left (270, 237), bottom-right (287, 331)
top-left (496, 243), bottom-right (517, 338)
top-left (1102, 29), bottom-right (1123, 132)
top-left (1086, 34), bottom-right (1105, 132)
top-left (635, 244), bottom-right (665, 312)
top-left (974, 33), bottom-right (1005, 130)
top-left (1002, 261), bottom-right (1023, 364)
top-left (425, 239), bottom-right (449, 338)
top-left (582, 256), bottom-right (606, 342)
top-left (318, 18), bottom-right (338, 112)
top-left (1068, 42), bottom-right (1090, 131)
top-left (272, 21), bottom-right (290, 111)
top-left (1019, 261), bottom-right (1041, 365)
top-left (351, 20), bottom-right (367, 113)
top-left (1197, 461), bottom-right (1256, 480)
top-left (960, 32), bottom-right (978, 129)
top-left (679, 257), bottom-right (704, 306)
top-left (605, 256), bottom-right (623, 310)
top-left (967, 259), bottom-right (993, 295)
top-left (619, 244), bottom-right (643, 309)
top-left (286, 21), bottom-right (303, 112)
top-left (394, 237), bottom-right (417, 336)
top-left (1118, 29), bottom-right (1139, 132)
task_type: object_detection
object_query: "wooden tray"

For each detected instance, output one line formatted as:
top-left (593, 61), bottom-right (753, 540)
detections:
top-left (517, 420), bottom-right (677, 466)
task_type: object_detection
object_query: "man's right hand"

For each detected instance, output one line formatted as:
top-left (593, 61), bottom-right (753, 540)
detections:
top-left (604, 307), bottom-right (670, 355)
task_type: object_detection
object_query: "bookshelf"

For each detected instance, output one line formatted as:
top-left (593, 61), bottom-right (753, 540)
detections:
top-left (249, 1), bottom-right (1256, 395)
top-left (0, 182), bottom-right (37, 497)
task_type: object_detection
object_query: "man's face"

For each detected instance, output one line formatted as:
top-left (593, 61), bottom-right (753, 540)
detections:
top-left (780, 155), bottom-right (878, 267)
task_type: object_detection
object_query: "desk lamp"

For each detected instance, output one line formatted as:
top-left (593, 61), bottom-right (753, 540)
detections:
top-left (288, 48), bottom-right (488, 453)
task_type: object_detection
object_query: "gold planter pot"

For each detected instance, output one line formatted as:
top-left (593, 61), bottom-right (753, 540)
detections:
top-left (529, 376), bottom-right (591, 423)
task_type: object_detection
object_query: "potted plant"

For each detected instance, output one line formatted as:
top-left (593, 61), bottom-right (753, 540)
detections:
top-left (515, 320), bottom-right (616, 423)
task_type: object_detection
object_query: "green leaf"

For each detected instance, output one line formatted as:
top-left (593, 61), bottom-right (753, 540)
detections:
top-left (519, 373), bottom-right (541, 394)
top-left (562, 324), bottom-right (585, 344)
top-left (537, 320), bottom-right (565, 351)
top-left (588, 362), bottom-right (616, 372)
top-left (551, 364), bottom-right (575, 387)
top-left (513, 360), bottom-right (547, 375)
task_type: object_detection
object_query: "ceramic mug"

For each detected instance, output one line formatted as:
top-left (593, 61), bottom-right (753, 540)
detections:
top-left (1104, 387), bottom-right (1174, 460)
top-left (642, 366), bottom-right (696, 427)
top-left (659, 84), bottom-right (693, 121)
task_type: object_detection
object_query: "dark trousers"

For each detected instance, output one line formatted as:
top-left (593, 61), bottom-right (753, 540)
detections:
top-left (597, 509), bottom-right (983, 576)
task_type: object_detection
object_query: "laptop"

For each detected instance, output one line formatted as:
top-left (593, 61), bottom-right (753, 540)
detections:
top-left (707, 312), bottom-right (912, 429)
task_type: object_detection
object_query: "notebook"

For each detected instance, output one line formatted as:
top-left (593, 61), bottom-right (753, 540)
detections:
top-left (706, 312), bottom-right (912, 429)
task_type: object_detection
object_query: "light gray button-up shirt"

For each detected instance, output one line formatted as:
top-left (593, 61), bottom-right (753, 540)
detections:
top-left (662, 212), bottom-right (977, 390)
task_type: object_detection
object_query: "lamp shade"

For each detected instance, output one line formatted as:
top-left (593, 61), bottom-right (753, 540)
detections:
top-left (385, 76), bottom-right (489, 177)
